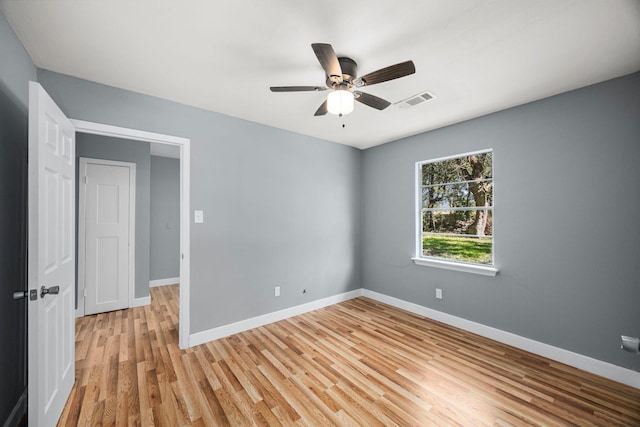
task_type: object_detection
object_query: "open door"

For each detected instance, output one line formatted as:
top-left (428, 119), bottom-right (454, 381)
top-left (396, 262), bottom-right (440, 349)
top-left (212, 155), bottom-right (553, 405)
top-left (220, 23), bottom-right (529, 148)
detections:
top-left (27, 82), bottom-right (75, 426)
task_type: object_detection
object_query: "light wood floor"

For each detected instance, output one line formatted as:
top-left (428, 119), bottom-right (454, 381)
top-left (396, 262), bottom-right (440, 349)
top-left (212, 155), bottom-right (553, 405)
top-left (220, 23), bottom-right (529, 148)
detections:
top-left (59, 285), bottom-right (640, 426)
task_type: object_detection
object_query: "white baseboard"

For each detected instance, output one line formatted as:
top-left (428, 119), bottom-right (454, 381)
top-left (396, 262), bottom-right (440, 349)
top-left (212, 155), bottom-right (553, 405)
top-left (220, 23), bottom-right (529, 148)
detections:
top-left (361, 289), bottom-right (640, 390)
top-left (184, 286), bottom-right (639, 389)
top-left (132, 296), bottom-right (151, 307)
top-left (189, 289), bottom-right (363, 347)
top-left (150, 277), bottom-right (180, 287)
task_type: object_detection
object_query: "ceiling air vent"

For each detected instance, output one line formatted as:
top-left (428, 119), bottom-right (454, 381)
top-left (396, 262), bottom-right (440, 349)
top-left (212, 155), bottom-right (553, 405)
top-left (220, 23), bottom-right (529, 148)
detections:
top-left (395, 91), bottom-right (435, 109)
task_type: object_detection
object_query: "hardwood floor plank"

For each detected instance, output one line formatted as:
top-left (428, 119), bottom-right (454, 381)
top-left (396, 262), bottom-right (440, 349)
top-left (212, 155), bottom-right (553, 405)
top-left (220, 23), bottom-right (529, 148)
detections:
top-left (59, 285), bottom-right (640, 426)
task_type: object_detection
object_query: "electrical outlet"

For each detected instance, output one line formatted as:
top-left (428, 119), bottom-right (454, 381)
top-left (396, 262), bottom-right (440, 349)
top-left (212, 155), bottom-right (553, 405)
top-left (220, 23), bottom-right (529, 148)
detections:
top-left (274, 286), bottom-right (280, 297)
top-left (436, 288), bottom-right (442, 299)
top-left (621, 335), bottom-right (640, 353)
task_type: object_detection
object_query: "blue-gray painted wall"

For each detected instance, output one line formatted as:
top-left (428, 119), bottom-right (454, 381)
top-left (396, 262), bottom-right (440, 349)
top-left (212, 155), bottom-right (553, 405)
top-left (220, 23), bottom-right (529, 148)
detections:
top-left (150, 155), bottom-right (180, 281)
top-left (37, 69), bottom-right (363, 334)
top-left (37, 68), bottom-right (640, 370)
top-left (362, 72), bottom-right (640, 369)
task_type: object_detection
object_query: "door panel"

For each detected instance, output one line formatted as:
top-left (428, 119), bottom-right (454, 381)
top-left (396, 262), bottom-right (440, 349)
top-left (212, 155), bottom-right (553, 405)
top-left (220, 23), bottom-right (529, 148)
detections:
top-left (82, 161), bottom-right (132, 315)
top-left (28, 82), bottom-right (75, 427)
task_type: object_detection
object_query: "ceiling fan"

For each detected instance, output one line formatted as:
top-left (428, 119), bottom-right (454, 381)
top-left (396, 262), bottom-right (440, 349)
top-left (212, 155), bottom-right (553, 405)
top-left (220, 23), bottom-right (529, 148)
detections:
top-left (270, 43), bottom-right (416, 117)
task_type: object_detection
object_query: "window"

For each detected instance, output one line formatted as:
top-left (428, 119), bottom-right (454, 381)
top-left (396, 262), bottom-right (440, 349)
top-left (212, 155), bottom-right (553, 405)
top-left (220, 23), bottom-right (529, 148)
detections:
top-left (414, 150), bottom-right (496, 275)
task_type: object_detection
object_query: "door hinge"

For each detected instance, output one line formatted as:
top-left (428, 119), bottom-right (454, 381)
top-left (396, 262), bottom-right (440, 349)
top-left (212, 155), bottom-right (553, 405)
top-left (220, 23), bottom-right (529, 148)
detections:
top-left (83, 288), bottom-right (86, 297)
top-left (83, 175), bottom-right (88, 184)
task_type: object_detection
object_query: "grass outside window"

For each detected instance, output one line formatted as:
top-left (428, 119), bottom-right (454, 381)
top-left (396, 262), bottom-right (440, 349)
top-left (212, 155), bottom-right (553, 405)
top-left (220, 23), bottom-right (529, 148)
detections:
top-left (422, 234), bottom-right (492, 265)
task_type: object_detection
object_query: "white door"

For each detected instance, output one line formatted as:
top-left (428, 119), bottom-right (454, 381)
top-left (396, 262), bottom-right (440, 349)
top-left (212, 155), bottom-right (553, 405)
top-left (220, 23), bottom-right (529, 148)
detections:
top-left (79, 159), bottom-right (134, 315)
top-left (28, 82), bottom-right (75, 427)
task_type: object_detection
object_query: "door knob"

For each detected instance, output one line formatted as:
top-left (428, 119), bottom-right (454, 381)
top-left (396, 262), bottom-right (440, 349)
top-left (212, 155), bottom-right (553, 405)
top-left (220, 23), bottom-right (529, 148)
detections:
top-left (13, 290), bottom-right (28, 300)
top-left (41, 285), bottom-right (60, 298)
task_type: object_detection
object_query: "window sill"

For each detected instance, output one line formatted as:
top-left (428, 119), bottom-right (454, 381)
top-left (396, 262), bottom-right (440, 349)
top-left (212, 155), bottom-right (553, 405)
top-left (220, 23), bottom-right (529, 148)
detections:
top-left (411, 257), bottom-right (499, 276)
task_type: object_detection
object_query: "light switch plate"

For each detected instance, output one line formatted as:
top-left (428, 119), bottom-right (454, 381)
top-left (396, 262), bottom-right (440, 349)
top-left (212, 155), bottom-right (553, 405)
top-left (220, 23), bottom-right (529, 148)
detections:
top-left (194, 210), bottom-right (204, 223)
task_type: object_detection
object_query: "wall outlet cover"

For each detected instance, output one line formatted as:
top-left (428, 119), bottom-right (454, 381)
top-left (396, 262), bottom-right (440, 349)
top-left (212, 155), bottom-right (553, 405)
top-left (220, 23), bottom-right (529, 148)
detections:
top-left (621, 335), bottom-right (640, 353)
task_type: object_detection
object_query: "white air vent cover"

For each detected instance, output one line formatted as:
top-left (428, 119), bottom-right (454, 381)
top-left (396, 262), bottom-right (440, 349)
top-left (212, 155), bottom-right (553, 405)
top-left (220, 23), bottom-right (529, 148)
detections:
top-left (395, 91), bottom-right (435, 109)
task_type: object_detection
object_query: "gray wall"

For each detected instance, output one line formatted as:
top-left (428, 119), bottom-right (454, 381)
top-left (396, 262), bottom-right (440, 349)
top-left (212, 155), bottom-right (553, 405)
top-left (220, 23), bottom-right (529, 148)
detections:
top-left (0, 10), bottom-right (34, 426)
top-left (362, 72), bottom-right (640, 369)
top-left (76, 134), bottom-right (151, 299)
top-left (39, 69), bottom-right (363, 334)
top-left (31, 43), bottom-right (639, 372)
top-left (150, 155), bottom-right (180, 281)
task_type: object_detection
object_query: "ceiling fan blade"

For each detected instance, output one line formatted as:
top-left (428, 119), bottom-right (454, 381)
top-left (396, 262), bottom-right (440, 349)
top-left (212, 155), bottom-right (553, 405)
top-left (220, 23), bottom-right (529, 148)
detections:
top-left (270, 86), bottom-right (327, 92)
top-left (354, 91), bottom-right (391, 110)
top-left (314, 100), bottom-right (328, 116)
top-left (311, 43), bottom-right (343, 83)
top-left (355, 60), bottom-right (415, 87)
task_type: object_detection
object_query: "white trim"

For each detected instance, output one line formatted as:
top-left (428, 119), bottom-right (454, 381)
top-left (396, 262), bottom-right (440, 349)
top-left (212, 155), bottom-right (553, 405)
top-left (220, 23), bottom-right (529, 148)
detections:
top-left (417, 148), bottom-right (493, 166)
top-left (415, 161), bottom-right (422, 259)
top-left (150, 277), bottom-right (180, 287)
top-left (71, 120), bottom-right (189, 145)
top-left (189, 289), bottom-right (363, 347)
top-left (78, 158), bottom-right (136, 315)
top-left (422, 207), bottom-right (493, 212)
top-left (179, 142), bottom-right (191, 349)
top-left (412, 257), bottom-right (499, 276)
top-left (132, 296), bottom-right (151, 307)
top-left (422, 177), bottom-right (492, 188)
top-left (362, 289), bottom-right (640, 390)
top-left (72, 119), bottom-right (191, 349)
top-left (422, 231), bottom-right (493, 239)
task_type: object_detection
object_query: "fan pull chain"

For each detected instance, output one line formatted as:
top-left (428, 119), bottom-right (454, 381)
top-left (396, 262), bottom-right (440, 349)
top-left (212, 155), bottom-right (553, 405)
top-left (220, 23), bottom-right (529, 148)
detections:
top-left (339, 113), bottom-right (346, 128)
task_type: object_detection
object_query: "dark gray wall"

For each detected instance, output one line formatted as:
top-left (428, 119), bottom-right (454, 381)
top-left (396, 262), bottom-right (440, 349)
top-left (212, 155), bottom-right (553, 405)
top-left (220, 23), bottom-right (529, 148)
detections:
top-left (362, 72), bottom-right (640, 369)
top-left (150, 155), bottom-right (180, 280)
top-left (38, 69), bottom-right (363, 334)
top-left (76, 134), bottom-right (151, 299)
top-left (0, 10), bottom-right (34, 426)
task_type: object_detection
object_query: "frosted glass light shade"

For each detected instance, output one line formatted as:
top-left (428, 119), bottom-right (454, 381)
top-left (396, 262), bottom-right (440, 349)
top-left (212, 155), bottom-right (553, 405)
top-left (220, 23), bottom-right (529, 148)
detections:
top-left (327, 90), bottom-right (354, 115)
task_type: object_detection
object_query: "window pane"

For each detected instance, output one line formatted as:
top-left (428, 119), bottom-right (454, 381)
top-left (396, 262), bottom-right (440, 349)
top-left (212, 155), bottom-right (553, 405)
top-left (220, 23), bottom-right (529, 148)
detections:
top-left (422, 182), bottom-right (493, 209)
top-left (422, 210), bottom-right (492, 236)
top-left (418, 150), bottom-right (493, 266)
top-left (422, 159), bottom-right (460, 185)
top-left (422, 234), bottom-right (492, 265)
top-left (422, 152), bottom-right (493, 185)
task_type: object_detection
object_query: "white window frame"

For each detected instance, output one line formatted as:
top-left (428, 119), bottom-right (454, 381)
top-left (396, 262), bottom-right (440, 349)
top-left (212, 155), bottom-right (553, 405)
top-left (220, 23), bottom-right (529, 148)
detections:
top-left (412, 149), bottom-right (498, 276)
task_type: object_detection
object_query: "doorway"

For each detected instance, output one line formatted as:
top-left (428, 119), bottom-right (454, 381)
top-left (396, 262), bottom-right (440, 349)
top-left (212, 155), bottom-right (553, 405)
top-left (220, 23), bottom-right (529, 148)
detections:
top-left (71, 120), bottom-right (191, 349)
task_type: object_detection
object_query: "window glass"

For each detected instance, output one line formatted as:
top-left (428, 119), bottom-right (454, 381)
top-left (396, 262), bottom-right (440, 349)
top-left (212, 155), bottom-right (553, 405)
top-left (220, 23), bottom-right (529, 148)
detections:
top-left (418, 151), bottom-right (493, 265)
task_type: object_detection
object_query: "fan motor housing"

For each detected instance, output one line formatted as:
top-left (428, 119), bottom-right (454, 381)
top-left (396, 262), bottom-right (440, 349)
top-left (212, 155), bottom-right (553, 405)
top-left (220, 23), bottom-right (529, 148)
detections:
top-left (327, 57), bottom-right (358, 88)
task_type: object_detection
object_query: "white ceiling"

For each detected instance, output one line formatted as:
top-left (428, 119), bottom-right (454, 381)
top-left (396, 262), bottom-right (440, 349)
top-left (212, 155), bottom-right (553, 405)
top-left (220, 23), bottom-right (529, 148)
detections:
top-left (2, 0), bottom-right (639, 150)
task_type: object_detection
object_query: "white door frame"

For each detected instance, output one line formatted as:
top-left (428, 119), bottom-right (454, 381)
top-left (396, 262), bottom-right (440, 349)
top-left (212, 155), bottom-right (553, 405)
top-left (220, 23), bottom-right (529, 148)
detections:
top-left (78, 157), bottom-right (136, 316)
top-left (71, 120), bottom-right (191, 350)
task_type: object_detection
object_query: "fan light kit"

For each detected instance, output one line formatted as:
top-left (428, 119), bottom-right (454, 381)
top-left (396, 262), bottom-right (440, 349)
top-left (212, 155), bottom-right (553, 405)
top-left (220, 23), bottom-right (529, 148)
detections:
top-left (327, 90), bottom-right (354, 115)
top-left (270, 43), bottom-right (415, 117)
